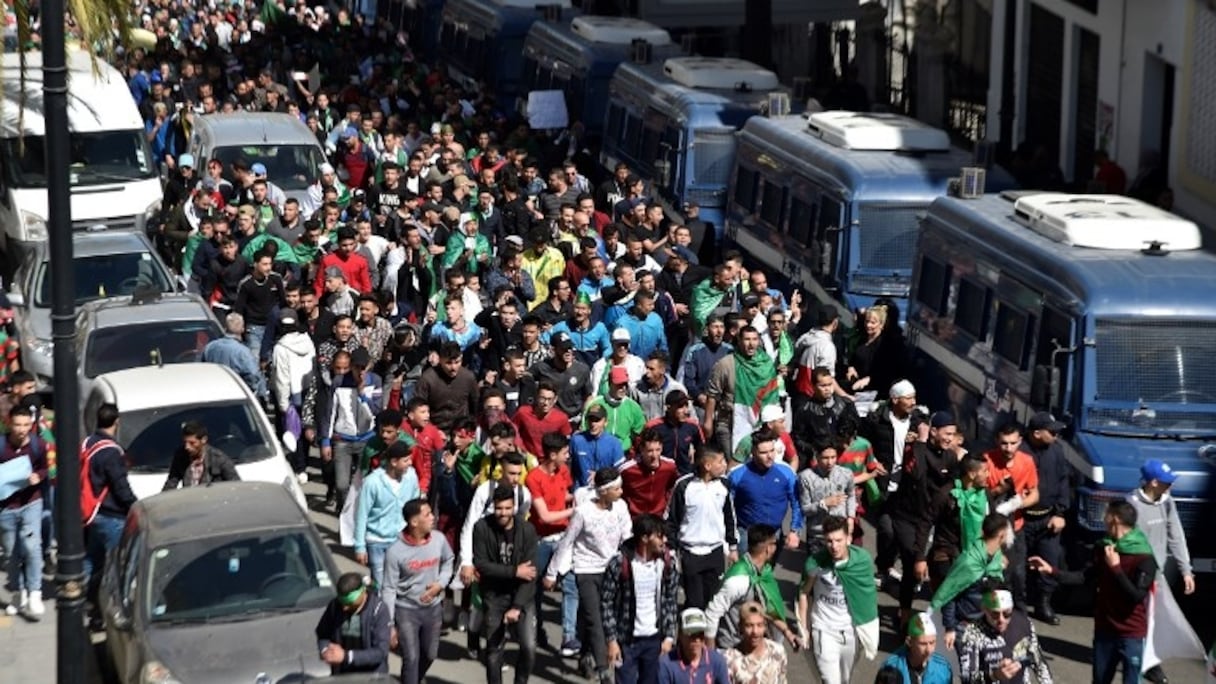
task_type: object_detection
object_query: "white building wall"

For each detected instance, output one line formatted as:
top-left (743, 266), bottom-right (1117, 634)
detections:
top-left (987, 0), bottom-right (1215, 229)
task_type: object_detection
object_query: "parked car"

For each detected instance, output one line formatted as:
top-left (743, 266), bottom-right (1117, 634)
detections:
top-left (188, 112), bottom-right (326, 205)
top-left (75, 292), bottom-right (222, 401)
top-left (82, 363), bottom-right (306, 506)
top-left (99, 482), bottom-right (337, 683)
top-left (8, 230), bottom-right (177, 391)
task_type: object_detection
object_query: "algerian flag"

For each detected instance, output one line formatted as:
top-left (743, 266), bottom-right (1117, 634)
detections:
top-left (690, 279), bottom-right (726, 337)
top-left (1143, 578), bottom-right (1204, 673)
top-left (731, 348), bottom-right (780, 451)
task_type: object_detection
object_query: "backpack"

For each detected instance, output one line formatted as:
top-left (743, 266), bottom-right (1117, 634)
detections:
top-left (80, 438), bottom-right (119, 526)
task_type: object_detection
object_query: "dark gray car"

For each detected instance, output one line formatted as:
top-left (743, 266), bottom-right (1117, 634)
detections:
top-left (99, 482), bottom-right (339, 683)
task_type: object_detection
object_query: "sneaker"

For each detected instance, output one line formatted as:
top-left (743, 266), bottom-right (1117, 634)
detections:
top-left (296, 471), bottom-right (309, 485)
top-left (888, 567), bottom-right (903, 582)
top-left (560, 638), bottom-right (582, 658)
top-left (457, 610), bottom-right (469, 632)
top-left (25, 591), bottom-right (44, 620)
top-left (579, 654), bottom-right (596, 680)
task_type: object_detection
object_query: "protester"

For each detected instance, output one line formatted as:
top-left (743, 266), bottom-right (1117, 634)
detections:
top-left (315, 572), bottom-right (393, 675)
top-left (657, 608), bottom-right (730, 684)
top-left (383, 499), bottom-right (455, 684)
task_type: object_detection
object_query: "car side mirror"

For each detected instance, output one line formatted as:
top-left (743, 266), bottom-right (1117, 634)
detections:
top-left (7, 292), bottom-right (24, 308)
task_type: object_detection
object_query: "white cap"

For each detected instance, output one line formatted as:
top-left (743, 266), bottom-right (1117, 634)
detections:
top-left (611, 327), bottom-right (631, 342)
top-left (318, 162), bottom-right (336, 175)
top-left (760, 404), bottom-right (784, 424)
top-left (889, 379), bottom-right (916, 399)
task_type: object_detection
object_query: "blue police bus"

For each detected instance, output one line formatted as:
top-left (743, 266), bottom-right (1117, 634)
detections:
top-left (601, 56), bottom-right (790, 236)
top-left (438, 0), bottom-right (575, 107)
top-left (726, 110), bottom-right (1014, 325)
top-left (521, 16), bottom-right (682, 136)
top-left (908, 191), bottom-right (1216, 569)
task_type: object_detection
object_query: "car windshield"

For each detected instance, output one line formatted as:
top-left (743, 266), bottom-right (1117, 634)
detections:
top-left (119, 401), bottom-right (276, 472)
top-left (212, 144), bottom-right (324, 191)
top-left (35, 252), bottom-right (173, 308)
top-left (1090, 319), bottom-right (1216, 433)
top-left (83, 320), bottom-right (220, 379)
top-left (0, 131), bottom-right (157, 188)
top-left (146, 529), bottom-right (334, 623)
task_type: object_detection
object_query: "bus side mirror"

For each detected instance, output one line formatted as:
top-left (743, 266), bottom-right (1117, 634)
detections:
top-left (1032, 364), bottom-right (1060, 410)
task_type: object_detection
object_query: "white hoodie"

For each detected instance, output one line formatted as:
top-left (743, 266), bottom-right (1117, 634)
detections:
top-left (272, 331), bottom-right (317, 412)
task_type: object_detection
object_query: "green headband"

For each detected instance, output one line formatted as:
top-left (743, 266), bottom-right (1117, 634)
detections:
top-left (981, 589), bottom-right (1013, 612)
top-left (338, 586), bottom-right (365, 606)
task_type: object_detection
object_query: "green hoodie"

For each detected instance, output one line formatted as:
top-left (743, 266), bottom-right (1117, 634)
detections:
top-left (930, 537), bottom-right (1005, 611)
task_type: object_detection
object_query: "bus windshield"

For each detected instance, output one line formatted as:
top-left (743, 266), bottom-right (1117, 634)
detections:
top-left (855, 204), bottom-right (922, 274)
top-left (1090, 319), bottom-right (1216, 434)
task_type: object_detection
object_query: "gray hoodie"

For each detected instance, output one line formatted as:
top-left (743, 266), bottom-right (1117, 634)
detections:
top-left (1127, 487), bottom-right (1192, 576)
top-left (380, 533), bottom-right (455, 609)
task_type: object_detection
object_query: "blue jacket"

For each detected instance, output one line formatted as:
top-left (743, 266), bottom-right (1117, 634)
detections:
top-left (551, 320), bottom-right (611, 367)
top-left (678, 340), bottom-right (732, 399)
top-left (570, 430), bottom-right (625, 487)
top-left (615, 311), bottom-right (667, 359)
top-left (201, 336), bottom-right (264, 396)
top-left (727, 459), bottom-right (803, 532)
top-left (354, 467), bottom-right (421, 552)
top-left (881, 646), bottom-right (953, 684)
top-left (315, 592), bottom-right (392, 674)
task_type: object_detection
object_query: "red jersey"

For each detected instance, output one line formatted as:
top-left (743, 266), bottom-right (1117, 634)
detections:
top-left (512, 405), bottom-right (572, 458)
top-left (618, 456), bottom-right (679, 517)
top-left (525, 463), bottom-right (574, 538)
top-left (403, 421), bottom-right (445, 493)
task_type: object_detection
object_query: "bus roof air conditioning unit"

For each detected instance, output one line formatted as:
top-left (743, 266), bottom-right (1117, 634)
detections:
top-left (959, 167), bottom-right (986, 199)
top-left (662, 57), bottom-right (780, 91)
top-left (572, 17), bottom-right (672, 46)
top-left (1011, 194), bottom-right (1202, 251)
top-left (631, 39), bottom-right (652, 65)
top-left (535, 3), bottom-right (563, 22)
top-left (806, 110), bottom-right (951, 152)
top-left (766, 92), bottom-right (791, 117)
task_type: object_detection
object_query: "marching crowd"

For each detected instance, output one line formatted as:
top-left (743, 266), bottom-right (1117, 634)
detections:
top-left (0, 3), bottom-right (1205, 684)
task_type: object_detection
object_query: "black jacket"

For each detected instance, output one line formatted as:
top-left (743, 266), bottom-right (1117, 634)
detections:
top-left (472, 514), bottom-right (538, 610)
top-left (163, 445), bottom-right (240, 490)
top-left (657, 264), bottom-right (711, 307)
top-left (791, 396), bottom-right (860, 455)
top-left (314, 592), bottom-right (392, 674)
top-left (860, 402), bottom-right (928, 490)
top-left (83, 432), bottom-right (137, 521)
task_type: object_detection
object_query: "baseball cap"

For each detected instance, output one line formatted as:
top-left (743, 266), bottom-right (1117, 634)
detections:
top-left (760, 404), bottom-right (784, 424)
top-left (251, 162), bottom-right (267, 176)
top-left (504, 235), bottom-right (524, 248)
top-left (1028, 412), bottom-right (1066, 433)
top-left (679, 608), bottom-right (709, 635)
top-left (178, 153), bottom-right (195, 169)
top-left (741, 292), bottom-right (761, 308)
top-left (1141, 459), bottom-right (1178, 485)
top-left (665, 389), bottom-right (689, 408)
top-left (278, 309), bottom-right (298, 329)
top-left (324, 266), bottom-right (346, 280)
top-left (586, 404), bottom-right (608, 421)
top-left (551, 331), bottom-right (573, 352)
top-left (609, 366), bottom-right (629, 385)
top-left (929, 411), bottom-right (956, 429)
top-left (611, 328), bottom-right (631, 343)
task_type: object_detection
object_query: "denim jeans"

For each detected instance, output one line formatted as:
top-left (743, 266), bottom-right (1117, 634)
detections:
top-left (85, 513), bottom-right (126, 604)
top-left (367, 540), bottom-right (394, 590)
top-left (0, 499), bottom-right (44, 592)
top-left (483, 601), bottom-right (536, 684)
top-left (535, 536), bottom-right (579, 639)
top-left (1092, 632), bottom-right (1144, 684)
top-left (331, 439), bottom-right (365, 512)
top-left (395, 602), bottom-right (442, 684)
top-left (616, 634), bottom-right (662, 684)
top-left (245, 324), bottom-right (266, 362)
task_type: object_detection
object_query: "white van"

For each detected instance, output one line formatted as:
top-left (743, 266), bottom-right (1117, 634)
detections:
top-left (0, 50), bottom-right (163, 273)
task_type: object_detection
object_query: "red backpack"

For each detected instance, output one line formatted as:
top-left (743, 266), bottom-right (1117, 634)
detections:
top-left (80, 438), bottom-right (119, 525)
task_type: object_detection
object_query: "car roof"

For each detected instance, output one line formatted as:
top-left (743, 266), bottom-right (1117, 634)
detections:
top-left (135, 482), bottom-right (309, 547)
top-left (37, 231), bottom-right (157, 259)
top-left (93, 363), bottom-right (251, 410)
top-left (80, 293), bottom-right (215, 328)
top-left (194, 112), bottom-right (318, 147)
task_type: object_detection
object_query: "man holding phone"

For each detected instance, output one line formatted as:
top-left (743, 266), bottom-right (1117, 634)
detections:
top-left (956, 588), bottom-right (1054, 683)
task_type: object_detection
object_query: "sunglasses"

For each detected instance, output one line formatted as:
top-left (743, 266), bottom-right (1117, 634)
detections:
top-left (987, 610), bottom-right (1014, 620)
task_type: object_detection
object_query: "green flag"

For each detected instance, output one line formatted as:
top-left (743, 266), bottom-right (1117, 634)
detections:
top-left (731, 348), bottom-right (781, 451)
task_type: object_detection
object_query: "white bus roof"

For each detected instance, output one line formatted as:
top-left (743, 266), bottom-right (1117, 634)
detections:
top-left (806, 110), bottom-right (951, 151)
top-left (0, 49), bottom-right (142, 135)
top-left (570, 16), bottom-right (672, 45)
top-left (662, 57), bottom-right (779, 91)
top-left (1011, 193), bottom-right (1202, 251)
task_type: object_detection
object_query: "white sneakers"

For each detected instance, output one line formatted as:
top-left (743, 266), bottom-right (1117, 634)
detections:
top-left (26, 590), bottom-right (44, 619)
top-left (3, 590), bottom-right (44, 619)
top-left (3, 590), bottom-right (23, 616)
top-left (296, 471), bottom-right (309, 485)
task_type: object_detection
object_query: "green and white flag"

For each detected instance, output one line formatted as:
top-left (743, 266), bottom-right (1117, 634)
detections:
top-left (731, 348), bottom-right (781, 451)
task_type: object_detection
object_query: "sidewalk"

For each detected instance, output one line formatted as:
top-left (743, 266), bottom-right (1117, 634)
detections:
top-left (1, 583), bottom-right (105, 684)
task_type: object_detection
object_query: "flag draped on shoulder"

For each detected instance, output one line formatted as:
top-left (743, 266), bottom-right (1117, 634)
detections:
top-left (731, 348), bottom-right (780, 451)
